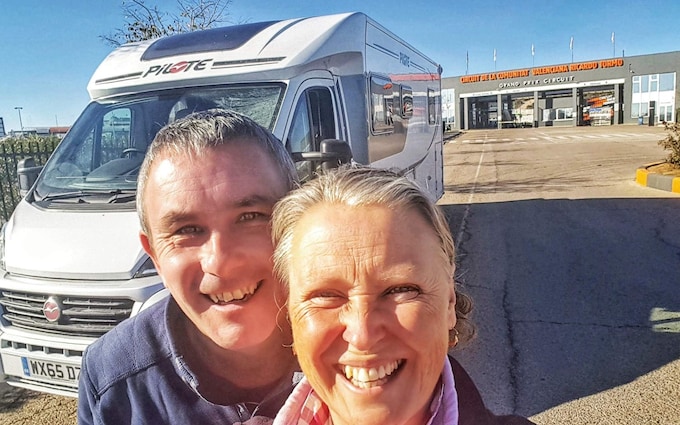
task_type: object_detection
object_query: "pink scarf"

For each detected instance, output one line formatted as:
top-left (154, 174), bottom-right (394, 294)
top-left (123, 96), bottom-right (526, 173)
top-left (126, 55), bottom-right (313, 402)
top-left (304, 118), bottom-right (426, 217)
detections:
top-left (273, 358), bottom-right (459, 425)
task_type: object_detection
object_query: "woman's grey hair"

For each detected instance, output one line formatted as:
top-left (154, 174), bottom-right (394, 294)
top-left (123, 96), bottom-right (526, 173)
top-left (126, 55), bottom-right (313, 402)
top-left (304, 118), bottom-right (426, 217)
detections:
top-left (136, 108), bottom-right (298, 234)
top-left (271, 165), bottom-right (474, 344)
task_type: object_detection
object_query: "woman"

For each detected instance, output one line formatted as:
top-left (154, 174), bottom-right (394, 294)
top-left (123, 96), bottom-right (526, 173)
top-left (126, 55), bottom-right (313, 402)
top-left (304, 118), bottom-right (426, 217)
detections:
top-left (271, 166), bottom-right (533, 425)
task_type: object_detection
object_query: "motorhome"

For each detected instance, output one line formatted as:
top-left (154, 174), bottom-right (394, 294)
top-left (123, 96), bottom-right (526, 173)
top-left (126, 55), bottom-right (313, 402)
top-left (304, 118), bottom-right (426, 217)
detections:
top-left (0, 12), bottom-right (443, 396)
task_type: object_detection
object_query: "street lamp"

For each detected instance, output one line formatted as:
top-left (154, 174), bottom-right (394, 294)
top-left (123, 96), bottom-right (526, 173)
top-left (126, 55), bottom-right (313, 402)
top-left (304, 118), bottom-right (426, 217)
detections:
top-left (14, 106), bottom-right (24, 134)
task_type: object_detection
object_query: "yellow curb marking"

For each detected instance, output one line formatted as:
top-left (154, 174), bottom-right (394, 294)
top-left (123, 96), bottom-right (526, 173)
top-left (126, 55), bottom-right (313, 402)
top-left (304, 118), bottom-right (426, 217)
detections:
top-left (672, 177), bottom-right (680, 193)
top-left (635, 168), bottom-right (649, 186)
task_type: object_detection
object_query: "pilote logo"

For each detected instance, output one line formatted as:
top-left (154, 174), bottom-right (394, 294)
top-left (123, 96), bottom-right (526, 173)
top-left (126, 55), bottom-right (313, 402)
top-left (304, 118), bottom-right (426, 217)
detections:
top-left (142, 59), bottom-right (213, 78)
top-left (43, 297), bottom-right (62, 322)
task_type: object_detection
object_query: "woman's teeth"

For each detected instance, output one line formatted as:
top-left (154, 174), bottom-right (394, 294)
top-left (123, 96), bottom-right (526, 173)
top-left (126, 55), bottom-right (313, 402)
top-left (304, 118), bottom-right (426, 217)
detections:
top-left (343, 360), bottom-right (402, 388)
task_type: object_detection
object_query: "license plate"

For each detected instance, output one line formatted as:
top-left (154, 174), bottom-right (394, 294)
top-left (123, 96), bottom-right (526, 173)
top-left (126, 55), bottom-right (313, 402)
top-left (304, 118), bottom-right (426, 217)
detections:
top-left (21, 357), bottom-right (80, 382)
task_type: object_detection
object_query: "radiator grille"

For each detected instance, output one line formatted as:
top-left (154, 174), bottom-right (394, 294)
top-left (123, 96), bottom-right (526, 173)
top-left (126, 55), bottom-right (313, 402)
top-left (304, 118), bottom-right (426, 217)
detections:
top-left (0, 290), bottom-right (133, 337)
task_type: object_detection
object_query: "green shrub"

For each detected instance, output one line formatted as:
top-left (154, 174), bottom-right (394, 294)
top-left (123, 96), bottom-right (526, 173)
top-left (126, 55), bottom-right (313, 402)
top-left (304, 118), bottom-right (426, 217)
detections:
top-left (0, 135), bottom-right (60, 222)
top-left (659, 122), bottom-right (680, 168)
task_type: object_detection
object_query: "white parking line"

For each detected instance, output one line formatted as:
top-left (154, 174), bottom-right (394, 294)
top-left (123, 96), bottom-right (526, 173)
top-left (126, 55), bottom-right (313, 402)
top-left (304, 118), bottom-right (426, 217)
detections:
top-left (455, 130), bottom-right (664, 146)
top-left (456, 138), bottom-right (486, 250)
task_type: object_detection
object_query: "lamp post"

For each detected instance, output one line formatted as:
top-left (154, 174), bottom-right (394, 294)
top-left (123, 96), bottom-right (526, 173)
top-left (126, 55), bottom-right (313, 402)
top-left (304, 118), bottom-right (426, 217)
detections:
top-left (14, 106), bottom-right (24, 134)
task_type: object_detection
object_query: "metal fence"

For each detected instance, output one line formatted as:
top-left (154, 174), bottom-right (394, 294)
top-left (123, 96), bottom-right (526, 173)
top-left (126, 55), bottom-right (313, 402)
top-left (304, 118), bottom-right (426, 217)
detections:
top-left (0, 137), bottom-right (59, 222)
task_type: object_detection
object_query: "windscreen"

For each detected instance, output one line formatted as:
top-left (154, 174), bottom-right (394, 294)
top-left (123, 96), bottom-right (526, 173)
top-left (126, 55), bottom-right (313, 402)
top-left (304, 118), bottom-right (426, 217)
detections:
top-left (35, 84), bottom-right (285, 203)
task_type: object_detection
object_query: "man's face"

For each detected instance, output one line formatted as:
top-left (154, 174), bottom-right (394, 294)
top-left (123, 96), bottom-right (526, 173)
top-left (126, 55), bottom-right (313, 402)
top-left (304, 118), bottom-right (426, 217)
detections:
top-left (287, 204), bottom-right (456, 425)
top-left (140, 140), bottom-right (289, 352)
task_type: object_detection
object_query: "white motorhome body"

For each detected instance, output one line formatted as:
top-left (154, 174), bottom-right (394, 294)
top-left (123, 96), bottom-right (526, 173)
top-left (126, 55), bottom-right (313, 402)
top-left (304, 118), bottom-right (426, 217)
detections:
top-left (0, 12), bottom-right (443, 396)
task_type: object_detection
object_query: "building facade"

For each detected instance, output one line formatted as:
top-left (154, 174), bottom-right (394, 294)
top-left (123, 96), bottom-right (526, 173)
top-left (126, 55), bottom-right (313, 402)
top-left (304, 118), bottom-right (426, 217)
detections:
top-left (443, 51), bottom-right (680, 130)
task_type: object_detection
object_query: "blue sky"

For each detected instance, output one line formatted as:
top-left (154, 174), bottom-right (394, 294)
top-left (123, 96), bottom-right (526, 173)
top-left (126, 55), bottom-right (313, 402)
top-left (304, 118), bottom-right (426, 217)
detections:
top-left (1, 0), bottom-right (679, 132)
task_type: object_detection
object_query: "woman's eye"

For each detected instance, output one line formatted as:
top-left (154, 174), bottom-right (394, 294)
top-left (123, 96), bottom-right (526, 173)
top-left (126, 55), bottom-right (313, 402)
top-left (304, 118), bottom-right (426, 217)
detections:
top-left (309, 291), bottom-right (345, 307)
top-left (386, 285), bottom-right (420, 301)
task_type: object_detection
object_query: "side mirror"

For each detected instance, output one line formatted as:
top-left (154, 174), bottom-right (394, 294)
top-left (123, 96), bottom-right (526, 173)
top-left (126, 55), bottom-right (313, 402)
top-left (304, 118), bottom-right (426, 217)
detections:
top-left (17, 157), bottom-right (43, 197)
top-left (319, 139), bottom-right (352, 172)
top-left (290, 139), bottom-right (353, 173)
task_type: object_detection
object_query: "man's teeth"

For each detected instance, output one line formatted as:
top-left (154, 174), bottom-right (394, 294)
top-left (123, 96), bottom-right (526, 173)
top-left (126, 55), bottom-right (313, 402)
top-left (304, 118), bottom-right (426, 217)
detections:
top-left (208, 284), bottom-right (257, 304)
top-left (343, 360), bottom-right (401, 388)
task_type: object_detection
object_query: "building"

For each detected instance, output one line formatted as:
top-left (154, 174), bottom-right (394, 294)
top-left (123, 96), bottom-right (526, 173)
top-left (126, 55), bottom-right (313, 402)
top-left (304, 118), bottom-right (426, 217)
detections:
top-left (5, 126), bottom-right (70, 138)
top-left (48, 126), bottom-right (70, 138)
top-left (443, 51), bottom-right (680, 130)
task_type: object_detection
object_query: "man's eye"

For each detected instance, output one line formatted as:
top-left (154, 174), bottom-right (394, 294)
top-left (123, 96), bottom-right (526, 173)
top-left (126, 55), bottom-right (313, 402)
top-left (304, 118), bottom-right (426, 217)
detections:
top-left (175, 225), bottom-right (201, 235)
top-left (239, 212), bottom-right (267, 222)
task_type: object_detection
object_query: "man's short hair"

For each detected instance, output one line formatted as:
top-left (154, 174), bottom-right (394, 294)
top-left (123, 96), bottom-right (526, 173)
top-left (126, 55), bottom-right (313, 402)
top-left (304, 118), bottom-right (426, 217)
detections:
top-left (136, 108), bottom-right (298, 234)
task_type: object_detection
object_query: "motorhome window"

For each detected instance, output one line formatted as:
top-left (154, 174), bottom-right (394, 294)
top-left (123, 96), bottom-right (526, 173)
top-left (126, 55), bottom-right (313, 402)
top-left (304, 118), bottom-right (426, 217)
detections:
top-left (35, 84), bottom-right (284, 199)
top-left (401, 86), bottom-right (413, 118)
top-left (288, 96), bottom-right (313, 157)
top-left (307, 89), bottom-right (335, 144)
top-left (427, 89), bottom-right (437, 125)
top-left (370, 76), bottom-right (395, 134)
top-left (167, 84), bottom-right (285, 130)
top-left (102, 109), bottom-right (132, 162)
top-left (191, 85), bottom-right (284, 129)
top-left (286, 87), bottom-right (336, 182)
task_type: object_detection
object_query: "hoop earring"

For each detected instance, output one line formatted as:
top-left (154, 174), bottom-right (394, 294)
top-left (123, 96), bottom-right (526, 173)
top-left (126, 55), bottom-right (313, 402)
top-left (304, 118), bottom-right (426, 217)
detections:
top-left (449, 328), bottom-right (459, 348)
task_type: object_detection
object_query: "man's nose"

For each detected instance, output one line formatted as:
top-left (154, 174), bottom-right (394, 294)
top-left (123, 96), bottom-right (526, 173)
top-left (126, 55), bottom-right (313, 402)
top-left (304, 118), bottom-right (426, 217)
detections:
top-left (340, 298), bottom-right (385, 351)
top-left (200, 232), bottom-right (240, 275)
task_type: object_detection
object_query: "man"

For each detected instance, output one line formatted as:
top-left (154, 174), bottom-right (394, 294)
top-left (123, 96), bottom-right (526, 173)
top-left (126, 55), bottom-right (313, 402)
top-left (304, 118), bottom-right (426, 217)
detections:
top-left (78, 109), bottom-right (300, 424)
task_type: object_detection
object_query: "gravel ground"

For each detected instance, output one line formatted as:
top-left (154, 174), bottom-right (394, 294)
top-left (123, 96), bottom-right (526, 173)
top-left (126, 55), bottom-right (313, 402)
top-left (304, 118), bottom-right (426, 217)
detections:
top-left (0, 383), bottom-right (77, 425)
top-left (529, 359), bottom-right (680, 425)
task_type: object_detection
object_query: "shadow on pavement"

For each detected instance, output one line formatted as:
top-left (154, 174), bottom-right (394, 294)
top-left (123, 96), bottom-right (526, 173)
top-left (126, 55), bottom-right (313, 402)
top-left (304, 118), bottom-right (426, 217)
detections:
top-left (439, 197), bottom-right (680, 417)
top-left (0, 382), bottom-right (34, 412)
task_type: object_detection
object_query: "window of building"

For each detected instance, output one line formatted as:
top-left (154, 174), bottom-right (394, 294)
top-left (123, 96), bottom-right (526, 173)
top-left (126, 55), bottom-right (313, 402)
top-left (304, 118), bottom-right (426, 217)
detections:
top-left (632, 76), bottom-right (641, 94)
top-left (542, 107), bottom-right (574, 122)
top-left (660, 73), bottom-right (675, 91)
top-left (556, 108), bottom-right (574, 120)
top-left (641, 75), bottom-right (649, 93)
top-left (631, 103), bottom-right (639, 117)
top-left (632, 102), bottom-right (651, 118)
top-left (650, 75), bottom-right (659, 92)
top-left (659, 104), bottom-right (673, 122)
top-left (641, 102), bottom-right (649, 116)
top-left (631, 73), bottom-right (675, 118)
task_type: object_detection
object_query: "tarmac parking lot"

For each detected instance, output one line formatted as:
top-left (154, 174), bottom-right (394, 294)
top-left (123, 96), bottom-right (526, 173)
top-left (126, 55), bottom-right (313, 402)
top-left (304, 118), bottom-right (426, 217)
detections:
top-left (0, 123), bottom-right (678, 425)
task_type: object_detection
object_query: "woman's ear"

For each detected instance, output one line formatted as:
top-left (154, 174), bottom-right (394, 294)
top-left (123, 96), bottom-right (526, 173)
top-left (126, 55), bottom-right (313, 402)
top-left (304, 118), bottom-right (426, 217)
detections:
top-left (447, 277), bottom-right (457, 330)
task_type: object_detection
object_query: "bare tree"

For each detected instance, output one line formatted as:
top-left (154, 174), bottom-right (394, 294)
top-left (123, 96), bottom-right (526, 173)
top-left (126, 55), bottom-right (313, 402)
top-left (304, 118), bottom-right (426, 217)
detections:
top-left (101, 0), bottom-right (233, 46)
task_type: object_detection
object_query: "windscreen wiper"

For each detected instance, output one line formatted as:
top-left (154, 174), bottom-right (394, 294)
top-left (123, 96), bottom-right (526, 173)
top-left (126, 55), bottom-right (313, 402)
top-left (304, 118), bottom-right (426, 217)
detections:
top-left (107, 189), bottom-right (136, 203)
top-left (38, 190), bottom-right (94, 202)
top-left (38, 189), bottom-right (136, 203)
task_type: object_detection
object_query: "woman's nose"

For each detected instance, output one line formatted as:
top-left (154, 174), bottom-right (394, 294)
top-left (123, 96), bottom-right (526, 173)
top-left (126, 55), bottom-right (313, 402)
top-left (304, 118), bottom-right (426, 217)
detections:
top-left (341, 299), bottom-right (385, 351)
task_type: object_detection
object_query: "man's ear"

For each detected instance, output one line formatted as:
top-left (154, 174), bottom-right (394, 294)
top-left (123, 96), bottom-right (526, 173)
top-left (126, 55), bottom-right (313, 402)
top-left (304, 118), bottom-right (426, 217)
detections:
top-left (139, 231), bottom-right (160, 274)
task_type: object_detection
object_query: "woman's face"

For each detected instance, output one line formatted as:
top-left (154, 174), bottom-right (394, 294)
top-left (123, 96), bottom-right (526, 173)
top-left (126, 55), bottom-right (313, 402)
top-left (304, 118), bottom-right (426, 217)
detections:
top-left (287, 203), bottom-right (456, 425)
